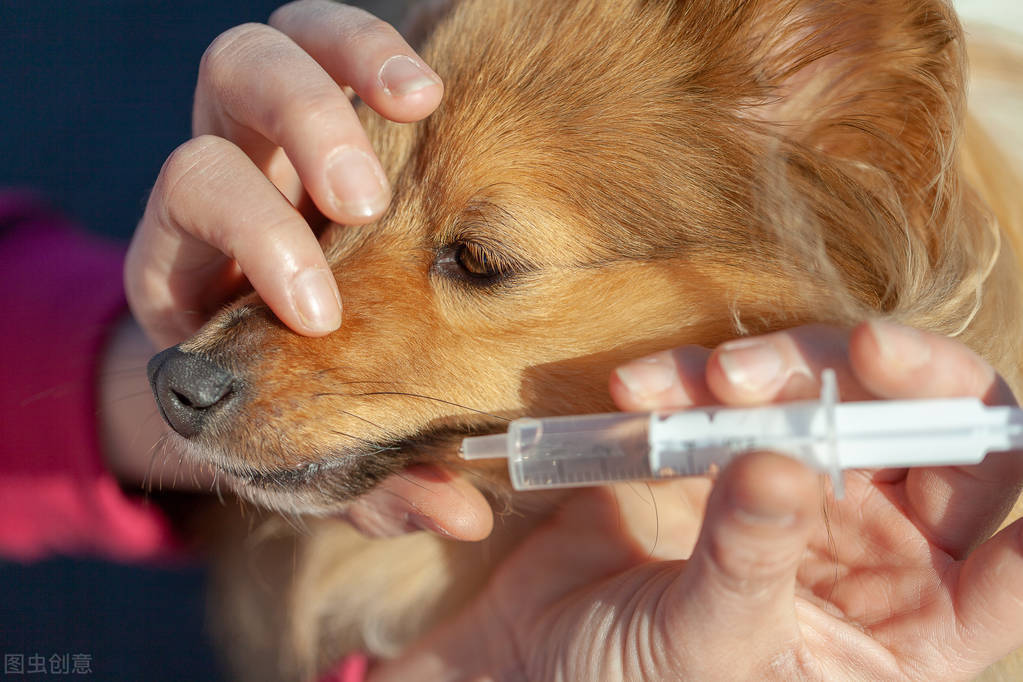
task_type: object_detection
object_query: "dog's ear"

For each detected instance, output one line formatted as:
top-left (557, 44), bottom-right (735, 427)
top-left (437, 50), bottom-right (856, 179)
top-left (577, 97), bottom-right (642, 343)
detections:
top-left (740, 0), bottom-right (961, 162)
top-left (675, 0), bottom-right (982, 330)
top-left (737, 0), bottom-right (964, 176)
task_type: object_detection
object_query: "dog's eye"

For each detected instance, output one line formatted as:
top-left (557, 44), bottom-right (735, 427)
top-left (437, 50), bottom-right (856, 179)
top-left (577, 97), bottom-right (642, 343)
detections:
top-left (457, 242), bottom-right (501, 278)
top-left (434, 241), bottom-right (514, 286)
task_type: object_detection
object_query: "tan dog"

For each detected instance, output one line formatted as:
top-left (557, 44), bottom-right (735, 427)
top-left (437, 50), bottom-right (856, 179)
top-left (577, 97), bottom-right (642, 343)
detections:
top-left (146, 0), bottom-right (1023, 679)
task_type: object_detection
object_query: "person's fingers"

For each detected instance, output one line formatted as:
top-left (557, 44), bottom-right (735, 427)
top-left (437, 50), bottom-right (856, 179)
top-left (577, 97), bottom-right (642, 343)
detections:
top-left (269, 0), bottom-right (443, 119)
top-left (849, 320), bottom-right (1015, 404)
top-left (340, 465), bottom-right (494, 541)
top-left (704, 324), bottom-right (867, 405)
top-left (613, 326), bottom-right (863, 414)
top-left (126, 135), bottom-right (342, 349)
top-left (663, 452), bottom-right (818, 660)
top-left (618, 320), bottom-right (1023, 558)
top-left (194, 22), bottom-right (394, 225)
top-left (949, 516), bottom-right (1023, 672)
top-left (610, 345), bottom-right (714, 410)
top-left (850, 320), bottom-right (1023, 558)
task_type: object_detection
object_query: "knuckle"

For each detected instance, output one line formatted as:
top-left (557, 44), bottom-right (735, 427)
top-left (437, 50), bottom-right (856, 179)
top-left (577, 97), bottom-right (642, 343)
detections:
top-left (704, 525), bottom-right (797, 593)
top-left (160, 136), bottom-right (220, 186)
top-left (342, 14), bottom-right (402, 53)
top-left (199, 23), bottom-right (270, 87)
top-left (260, 214), bottom-right (307, 248)
top-left (154, 136), bottom-right (228, 228)
top-left (270, 1), bottom-right (400, 51)
top-left (705, 531), bottom-right (753, 587)
top-left (267, 0), bottom-right (316, 30)
top-left (272, 94), bottom-right (354, 145)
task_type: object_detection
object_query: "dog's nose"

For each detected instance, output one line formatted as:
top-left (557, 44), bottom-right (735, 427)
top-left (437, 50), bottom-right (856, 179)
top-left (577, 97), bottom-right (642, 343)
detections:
top-left (147, 347), bottom-right (239, 438)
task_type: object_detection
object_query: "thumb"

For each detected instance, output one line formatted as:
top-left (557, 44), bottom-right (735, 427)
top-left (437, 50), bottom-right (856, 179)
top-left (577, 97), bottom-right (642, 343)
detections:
top-left (339, 465), bottom-right (494, 541)
top-left (665, 452), bottom-right (819, 662)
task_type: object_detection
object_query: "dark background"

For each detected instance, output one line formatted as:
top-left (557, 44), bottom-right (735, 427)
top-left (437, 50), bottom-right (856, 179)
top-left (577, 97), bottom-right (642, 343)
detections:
top-left (0, 0), bottom-right (407, 241)
top-left (0, 1), bottom-right (406, 680)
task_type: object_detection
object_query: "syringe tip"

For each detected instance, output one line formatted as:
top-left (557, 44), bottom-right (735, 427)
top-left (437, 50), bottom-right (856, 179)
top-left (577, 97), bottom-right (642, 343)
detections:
top-left (461, 433), bottom-right (508, 460)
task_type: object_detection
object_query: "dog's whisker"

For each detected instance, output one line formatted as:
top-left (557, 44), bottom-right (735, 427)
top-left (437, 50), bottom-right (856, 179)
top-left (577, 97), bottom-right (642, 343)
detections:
top-left (317, 390), bottom-right (512, 422)
top-left (328, 429), bottom-right (390, 447)
top-left (391, 470), bottom-right (435, 493)
top-left (375, 486), bottom-right (418, 508)
top-left (199, 460), bottom-right (218, 491)
top-left (171, 453), bottom-right (183, 490)
top-left (143, 436), bottom-right (163, 495)
top-left (611, 486), bottom-right (624, 533)
top-left (143, 431), bottom-right (176, 496)
top-left (302, 372), bottom-right (413, 385)
top-left (213, 471), bottom-right (226, 505)
top-left (93, 388), bottom-right (156, 413)
top-left (95, 364), bottom-right (152, 379)
top-left (625, 481), bottom-right (655, 507)
top-left (279, 511), bottom-right (309, 536)
top-left (156, 449), bottom-right (169, 492)
top-left (302, 374), bottom-right (437, 394)
top-left (643, 482), bottom-right (660, 560)
top-left (332, 409), bottom-right (389, 432)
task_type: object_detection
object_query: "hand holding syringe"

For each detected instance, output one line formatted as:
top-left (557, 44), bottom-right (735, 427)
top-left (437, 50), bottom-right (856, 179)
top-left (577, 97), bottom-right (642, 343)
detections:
top-left (462, 370), bottom-right (1023, 498)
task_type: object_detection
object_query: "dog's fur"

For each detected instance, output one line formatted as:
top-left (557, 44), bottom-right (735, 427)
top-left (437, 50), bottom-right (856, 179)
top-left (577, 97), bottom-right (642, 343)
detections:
top-left (161, 1), bottom-right (1023, 679)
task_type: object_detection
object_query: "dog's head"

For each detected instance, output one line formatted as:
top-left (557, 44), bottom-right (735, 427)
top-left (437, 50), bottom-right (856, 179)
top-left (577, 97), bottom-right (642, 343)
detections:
top-left (148, 0), bottom-right (992, 516)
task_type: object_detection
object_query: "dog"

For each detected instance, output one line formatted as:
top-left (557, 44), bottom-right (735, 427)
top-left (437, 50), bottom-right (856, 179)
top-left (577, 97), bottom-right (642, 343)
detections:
top-left (145, 0), bottom-right (1023, 679)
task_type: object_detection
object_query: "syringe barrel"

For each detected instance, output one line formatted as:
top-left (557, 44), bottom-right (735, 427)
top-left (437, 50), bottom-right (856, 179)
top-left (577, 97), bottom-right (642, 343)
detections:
top-left (507, 412), bottom-right (653, 490)
top-left (467, 367), bottom-right (1022, 493)
top-left (650, 403), bottom-right (826, 476)
top-left (504, 403), bottom-right (828, 490)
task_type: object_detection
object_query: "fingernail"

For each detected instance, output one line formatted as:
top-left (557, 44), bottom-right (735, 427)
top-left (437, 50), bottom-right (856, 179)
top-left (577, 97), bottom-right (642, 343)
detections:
top-left (378, 55), bottom-right (441, 97)
top-left (614, 352), bottom-right (690, 408)
top-left (867, 319), bottom-right (931, 370)
top-left (718, 338), bottom-right (783, 392)
top-left (325, 146), bottom-right (390, 220)
top-left (291, 268), bottom-right (342, 332)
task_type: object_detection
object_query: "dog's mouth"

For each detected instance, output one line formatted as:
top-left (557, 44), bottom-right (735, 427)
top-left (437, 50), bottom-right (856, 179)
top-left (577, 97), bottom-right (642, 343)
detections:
top-left (181, 420), bottom-right (509, 516)
top-left (148, 345), bottom-right (513, 513)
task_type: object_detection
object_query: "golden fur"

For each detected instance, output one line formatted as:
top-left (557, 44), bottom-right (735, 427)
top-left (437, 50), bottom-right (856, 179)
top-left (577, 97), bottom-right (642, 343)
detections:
top-left (163, 1), bottom-right (1023, 679)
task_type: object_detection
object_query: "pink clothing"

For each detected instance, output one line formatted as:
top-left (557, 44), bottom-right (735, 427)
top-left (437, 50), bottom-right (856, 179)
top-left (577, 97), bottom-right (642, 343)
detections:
top-left (319, 654), bottom-right (370, 682)
top-left (0, 191), bottom-right (179, 562)
top-left (0, 191), bottom-right (366, 682)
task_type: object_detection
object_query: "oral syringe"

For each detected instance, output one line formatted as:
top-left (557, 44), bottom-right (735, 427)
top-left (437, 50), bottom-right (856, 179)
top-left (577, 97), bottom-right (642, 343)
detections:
top-left (460, 371), bottom-right (1023, 498)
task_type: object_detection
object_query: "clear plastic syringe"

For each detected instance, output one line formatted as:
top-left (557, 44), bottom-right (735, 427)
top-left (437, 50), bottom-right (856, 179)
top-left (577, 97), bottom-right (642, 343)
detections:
top-left (460, 371), bottom-right (1023, 498)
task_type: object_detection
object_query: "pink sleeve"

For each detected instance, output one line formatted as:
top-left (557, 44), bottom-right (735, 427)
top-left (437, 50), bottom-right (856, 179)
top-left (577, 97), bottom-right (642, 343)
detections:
top-left (0, 191), bottom-right (181, 562)
top-left (318, 654), bottom-right (370, 682)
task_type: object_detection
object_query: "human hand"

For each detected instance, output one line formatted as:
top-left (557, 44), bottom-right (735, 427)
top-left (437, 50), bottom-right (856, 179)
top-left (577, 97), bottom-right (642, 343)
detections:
top-left (117, 1), bottom-right (488, 531)
top-left (371, 321), bottom-right (1023, 681)
top-left (125, 0), bottom-right (443, 350)
top-left (112, 1), bottom-right (454, 498)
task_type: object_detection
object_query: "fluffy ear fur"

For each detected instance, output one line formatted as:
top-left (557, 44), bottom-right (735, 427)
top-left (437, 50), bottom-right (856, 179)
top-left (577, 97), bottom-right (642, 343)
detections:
top-left (738, 0), bottom-right (1023, 392)
top-left (744, 1), bottom-right (964, 169)
top-left (726, 1), bottom-right (1009, 353)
